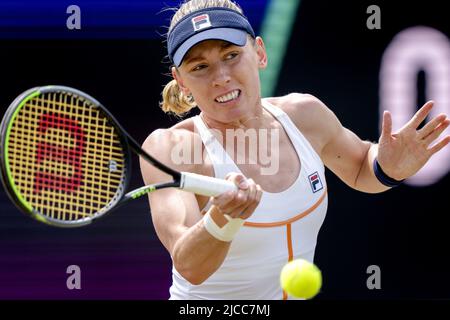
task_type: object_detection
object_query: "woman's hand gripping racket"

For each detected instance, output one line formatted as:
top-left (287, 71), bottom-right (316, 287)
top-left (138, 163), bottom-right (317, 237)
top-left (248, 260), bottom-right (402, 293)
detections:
top-left (0, 85), bottom-right (237, 227)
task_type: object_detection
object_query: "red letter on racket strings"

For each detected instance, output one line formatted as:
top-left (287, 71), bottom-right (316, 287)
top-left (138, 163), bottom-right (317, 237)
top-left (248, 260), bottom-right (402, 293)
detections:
top-left (34, 113), bottom-right (85, 193)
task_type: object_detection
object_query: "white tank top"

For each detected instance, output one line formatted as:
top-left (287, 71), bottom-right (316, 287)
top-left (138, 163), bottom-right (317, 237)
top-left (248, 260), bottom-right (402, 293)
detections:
top-left (169, 100), bottom-right (328, 300)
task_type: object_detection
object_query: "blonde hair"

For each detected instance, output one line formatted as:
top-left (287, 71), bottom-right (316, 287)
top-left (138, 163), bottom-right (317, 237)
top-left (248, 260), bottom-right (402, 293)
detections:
top-left (160, 0), bottom-right (244, 116)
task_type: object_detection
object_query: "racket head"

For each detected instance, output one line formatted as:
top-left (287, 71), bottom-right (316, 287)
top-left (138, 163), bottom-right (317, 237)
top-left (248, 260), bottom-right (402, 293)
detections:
top-left (0, 85), bottom-right (132, 227)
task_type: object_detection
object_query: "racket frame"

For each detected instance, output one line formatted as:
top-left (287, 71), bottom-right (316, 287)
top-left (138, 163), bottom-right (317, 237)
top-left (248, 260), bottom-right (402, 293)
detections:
top-left (0, 86), bottom-right (134, 227)
top-left (0, 85), bottom-right (236, 227)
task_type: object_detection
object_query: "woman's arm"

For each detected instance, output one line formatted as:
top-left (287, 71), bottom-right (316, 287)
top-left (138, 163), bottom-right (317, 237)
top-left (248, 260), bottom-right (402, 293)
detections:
top-left (284, 94), bottom-right (449, 193)
top-left (281, 94), bottom-right (387, 193)
top-left (140, 128), bottom-right (261, 285)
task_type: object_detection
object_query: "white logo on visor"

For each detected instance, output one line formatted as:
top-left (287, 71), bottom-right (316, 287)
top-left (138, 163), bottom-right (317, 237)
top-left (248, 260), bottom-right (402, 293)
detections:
top-left (192, 14), bottom-right (212, 31)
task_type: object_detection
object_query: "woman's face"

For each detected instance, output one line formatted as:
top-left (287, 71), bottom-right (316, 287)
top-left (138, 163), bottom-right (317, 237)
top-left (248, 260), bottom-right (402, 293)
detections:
top-left (173, 36), bottom-right (267, 124)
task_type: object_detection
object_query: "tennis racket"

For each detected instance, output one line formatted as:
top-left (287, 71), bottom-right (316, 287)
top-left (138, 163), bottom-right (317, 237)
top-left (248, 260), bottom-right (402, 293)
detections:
top-left (0, 85), bottom-right (236, 227)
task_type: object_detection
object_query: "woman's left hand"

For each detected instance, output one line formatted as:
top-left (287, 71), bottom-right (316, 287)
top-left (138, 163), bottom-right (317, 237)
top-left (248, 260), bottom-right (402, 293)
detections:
top-left (377, 101), bottom-right (450, 181)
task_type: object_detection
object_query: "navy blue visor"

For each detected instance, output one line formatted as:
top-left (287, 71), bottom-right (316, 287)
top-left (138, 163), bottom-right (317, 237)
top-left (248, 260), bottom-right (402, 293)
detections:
top-left (167, 7), bottom-right (255, 67)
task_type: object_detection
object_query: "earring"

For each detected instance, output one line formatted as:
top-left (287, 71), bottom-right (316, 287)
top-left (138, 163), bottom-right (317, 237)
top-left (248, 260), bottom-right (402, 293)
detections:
top-left (186, 93), bottom-right (194, 101)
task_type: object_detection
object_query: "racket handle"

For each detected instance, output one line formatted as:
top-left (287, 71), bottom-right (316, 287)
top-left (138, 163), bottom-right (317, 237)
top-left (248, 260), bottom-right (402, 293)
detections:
top-left (180, 172), bottom-right (237, 197)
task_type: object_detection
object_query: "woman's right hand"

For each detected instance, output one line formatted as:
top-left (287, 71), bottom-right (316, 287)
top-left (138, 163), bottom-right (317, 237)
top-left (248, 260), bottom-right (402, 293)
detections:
top-left (211, 172), bottom-right (263, 220)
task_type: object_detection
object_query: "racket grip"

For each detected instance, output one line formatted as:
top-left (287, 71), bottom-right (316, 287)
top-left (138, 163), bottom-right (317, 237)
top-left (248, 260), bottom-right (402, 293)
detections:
top-left (180, 172), bottom-right (237, 197)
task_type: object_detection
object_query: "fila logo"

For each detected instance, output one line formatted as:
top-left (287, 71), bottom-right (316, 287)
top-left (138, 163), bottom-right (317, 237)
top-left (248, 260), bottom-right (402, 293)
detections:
top-left (192, 14), bottom-right (212, 31)
top-left (308, 172), bottom-right (323, 193)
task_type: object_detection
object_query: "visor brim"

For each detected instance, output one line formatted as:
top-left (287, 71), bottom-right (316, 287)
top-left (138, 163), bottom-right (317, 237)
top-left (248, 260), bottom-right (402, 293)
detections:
top-left (173, 28), bottom-right (248, 67)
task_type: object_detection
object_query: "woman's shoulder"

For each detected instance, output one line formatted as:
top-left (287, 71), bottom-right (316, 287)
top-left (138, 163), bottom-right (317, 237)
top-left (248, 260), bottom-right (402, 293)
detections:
top-left (141, 116), bottom-right (205, 173)
top-left (145, 117), bottom-right (198, 143)
top-left (265, 93), bottom-right (329, 127)
top-left (265, 93), bottom-right (335, 153)
top-left (265, 92), bottom-right (322, 112)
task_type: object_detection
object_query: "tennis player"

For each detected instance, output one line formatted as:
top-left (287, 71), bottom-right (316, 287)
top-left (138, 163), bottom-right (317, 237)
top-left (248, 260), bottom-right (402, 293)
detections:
top-left (140, 0), bottom-right (450, 300)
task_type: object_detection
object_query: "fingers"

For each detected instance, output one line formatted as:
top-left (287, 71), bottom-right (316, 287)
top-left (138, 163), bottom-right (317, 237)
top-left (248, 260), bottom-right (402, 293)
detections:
top-left (213, 173), bottom-right (248, 214)
top-left (240, 182), bottom-right (263, 219)
top-left (381, 110), bottom-right (393, 140)
top-left (406, 100), bottom-right (434, 130)
top-left (228, 188), bottom-right (251, 218)
top-left (212, 174), bottom-right (262, 220)
top-left (225, 172), bottom-right (249, 190)
top-left (418, 113), bottom-right (448, 139)
top-left (427, 135), bottom-right (450, 156)
top-left (423, 118), bottom-right (450, 145)
top-left (212, 189), bottom-right (238, 210)
top-left (211, 189), bottom-right (246, 218)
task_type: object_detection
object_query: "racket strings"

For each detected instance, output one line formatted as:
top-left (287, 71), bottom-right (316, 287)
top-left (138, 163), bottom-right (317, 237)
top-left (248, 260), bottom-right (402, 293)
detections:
top-left (7, 91), bottom-right (127, 222)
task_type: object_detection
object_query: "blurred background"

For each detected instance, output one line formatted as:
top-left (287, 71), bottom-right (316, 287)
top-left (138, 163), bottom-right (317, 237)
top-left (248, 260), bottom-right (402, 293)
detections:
top-left (0, 0), bottom-right (449, 299)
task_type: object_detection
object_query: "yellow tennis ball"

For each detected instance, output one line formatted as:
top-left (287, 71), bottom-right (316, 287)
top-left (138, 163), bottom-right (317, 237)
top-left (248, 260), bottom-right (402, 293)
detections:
top-left (280, 259), bottom-right (322, 299)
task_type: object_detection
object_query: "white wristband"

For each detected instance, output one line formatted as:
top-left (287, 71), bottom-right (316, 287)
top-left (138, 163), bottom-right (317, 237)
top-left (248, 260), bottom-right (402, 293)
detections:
top-left (203, 211), bottom-right (245, 242)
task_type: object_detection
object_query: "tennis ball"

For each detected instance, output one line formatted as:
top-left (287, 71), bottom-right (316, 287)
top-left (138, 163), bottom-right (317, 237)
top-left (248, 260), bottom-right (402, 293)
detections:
top-left (280, 259), bottom-right (322, 299)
